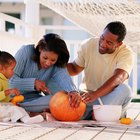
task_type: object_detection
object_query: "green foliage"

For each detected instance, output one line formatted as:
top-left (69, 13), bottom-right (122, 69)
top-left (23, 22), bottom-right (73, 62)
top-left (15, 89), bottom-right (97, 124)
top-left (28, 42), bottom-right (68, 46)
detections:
top-left (138, 89), bottom-right (140, 95)
top-left (131, 89), bottom-right (140, 102)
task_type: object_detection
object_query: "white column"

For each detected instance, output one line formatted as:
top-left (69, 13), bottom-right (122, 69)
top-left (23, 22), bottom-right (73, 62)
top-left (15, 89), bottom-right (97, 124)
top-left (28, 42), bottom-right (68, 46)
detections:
top-left (133, 46), bottom-right (138, 98)
top-left (24, 0), bottom-right (40, 40)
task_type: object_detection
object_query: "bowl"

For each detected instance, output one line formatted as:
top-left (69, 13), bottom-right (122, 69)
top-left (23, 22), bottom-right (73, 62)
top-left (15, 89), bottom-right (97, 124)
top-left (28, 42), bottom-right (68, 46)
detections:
top-left (93, 105), bottom-right (122, 122)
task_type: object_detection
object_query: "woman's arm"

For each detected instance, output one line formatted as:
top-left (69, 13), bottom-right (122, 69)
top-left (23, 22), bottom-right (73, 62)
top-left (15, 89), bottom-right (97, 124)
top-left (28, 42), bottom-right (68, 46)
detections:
top-left (52, 67), bottom-right (78, 92)
top-left (9, 45), bottom-right (36, 91)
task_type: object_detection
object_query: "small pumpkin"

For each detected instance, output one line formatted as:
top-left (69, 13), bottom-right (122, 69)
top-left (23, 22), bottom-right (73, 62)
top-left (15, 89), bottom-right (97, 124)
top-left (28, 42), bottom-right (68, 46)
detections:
top-left (11, 95), bottom-right (24, 105)
top-left (120, 117), bottom-right (132, 125)
top-left (49, 91), bottom-right (86, 121)
top-left (11, 100), bottom-right (17, 106)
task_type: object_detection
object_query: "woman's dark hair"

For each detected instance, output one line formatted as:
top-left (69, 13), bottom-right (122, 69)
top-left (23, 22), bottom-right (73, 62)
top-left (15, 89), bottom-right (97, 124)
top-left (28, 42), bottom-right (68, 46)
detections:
top-left (0, 51), bottom-right (16, 66)
top-left (104, 21), bottom-right (126, 42)
top-left (33, 33), bottom-right (69, 68)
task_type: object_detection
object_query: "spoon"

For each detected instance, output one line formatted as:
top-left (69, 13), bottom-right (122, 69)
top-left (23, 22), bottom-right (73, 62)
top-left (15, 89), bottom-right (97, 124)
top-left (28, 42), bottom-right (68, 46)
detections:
top-left (98, 98), bottom-right (103, 105)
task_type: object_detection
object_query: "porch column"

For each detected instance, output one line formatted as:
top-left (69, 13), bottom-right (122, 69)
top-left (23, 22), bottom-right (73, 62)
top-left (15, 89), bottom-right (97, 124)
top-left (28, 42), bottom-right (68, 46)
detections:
top-left (24, 0), bottom-right (40, 41)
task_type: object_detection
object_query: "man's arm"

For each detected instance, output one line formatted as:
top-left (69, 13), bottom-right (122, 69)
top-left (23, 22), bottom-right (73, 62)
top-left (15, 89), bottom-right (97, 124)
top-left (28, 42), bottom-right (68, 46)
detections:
top-left (81, 68), bottom-right (129, 103)
top-left (67, 62), bottom-right (84, 76)
top-left (96, 68), bottom-right (128, 96)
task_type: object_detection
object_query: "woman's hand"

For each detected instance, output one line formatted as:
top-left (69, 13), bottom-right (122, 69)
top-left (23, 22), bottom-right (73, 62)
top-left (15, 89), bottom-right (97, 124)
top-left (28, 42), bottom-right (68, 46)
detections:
top-left (5, 88), bottom-right (20, 96)
top-left (35, 79), bottom-right (51, 94)
top-left (68, 91), bottom-right (82, 108)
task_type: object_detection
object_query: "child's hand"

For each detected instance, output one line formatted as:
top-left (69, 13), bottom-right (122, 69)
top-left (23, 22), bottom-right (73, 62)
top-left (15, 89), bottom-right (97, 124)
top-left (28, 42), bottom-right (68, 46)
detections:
top-left (10, 88), bottom-right (21, 96)
top-left (5, 88), bottom-right (20, 96)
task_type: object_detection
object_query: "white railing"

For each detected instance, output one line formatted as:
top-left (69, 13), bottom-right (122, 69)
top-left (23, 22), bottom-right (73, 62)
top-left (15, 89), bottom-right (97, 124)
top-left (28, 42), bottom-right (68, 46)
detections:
top-left (0, 12), bottom-right (139, 97)
top-left (0, 12), bottom-right (27, 36)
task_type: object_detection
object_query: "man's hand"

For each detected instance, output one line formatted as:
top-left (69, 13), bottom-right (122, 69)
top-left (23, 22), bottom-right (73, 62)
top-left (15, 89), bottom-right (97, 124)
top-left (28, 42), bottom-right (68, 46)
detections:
top-left (35, 79), bottom-right (51, 94)
top-left (81, 91), bottom-right (98, 103)
top-left (68, 91), bottom-right (81, 108)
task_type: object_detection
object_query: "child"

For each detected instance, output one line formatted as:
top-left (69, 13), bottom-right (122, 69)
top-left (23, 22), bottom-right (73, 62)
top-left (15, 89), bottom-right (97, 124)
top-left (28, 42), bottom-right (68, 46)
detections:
top-left (0, 51), bottom-right (44, 124)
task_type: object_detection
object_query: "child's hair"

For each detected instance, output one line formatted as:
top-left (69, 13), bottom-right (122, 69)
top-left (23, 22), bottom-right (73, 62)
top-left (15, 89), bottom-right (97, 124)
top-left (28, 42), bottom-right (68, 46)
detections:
top-left (0, 51), bottom-right (16, 66)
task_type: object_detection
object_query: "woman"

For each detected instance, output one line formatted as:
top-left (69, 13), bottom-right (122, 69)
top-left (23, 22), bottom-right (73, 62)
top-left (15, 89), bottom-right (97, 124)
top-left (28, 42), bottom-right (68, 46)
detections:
top-left (9, 33), bottom-right (81, 113)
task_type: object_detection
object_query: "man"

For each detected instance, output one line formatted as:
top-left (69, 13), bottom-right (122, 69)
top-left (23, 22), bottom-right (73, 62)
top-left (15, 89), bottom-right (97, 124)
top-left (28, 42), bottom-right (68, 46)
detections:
top-left (67, 21), bottom-right (135, 119)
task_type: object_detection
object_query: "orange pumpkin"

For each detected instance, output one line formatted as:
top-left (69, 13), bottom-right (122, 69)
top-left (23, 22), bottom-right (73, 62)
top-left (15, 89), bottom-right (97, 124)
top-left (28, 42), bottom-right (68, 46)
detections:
top-left (120, 118), bottom-right (132, 125)
top-left (49, 91), bottom-right (86, 121)
top-left (12, 95), bottom-right (24, 103)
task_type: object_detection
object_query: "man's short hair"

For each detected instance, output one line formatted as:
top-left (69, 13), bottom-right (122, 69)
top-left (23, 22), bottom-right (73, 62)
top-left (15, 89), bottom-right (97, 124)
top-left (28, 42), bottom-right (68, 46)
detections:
top-left (104, 21), bottom-right (126, 42)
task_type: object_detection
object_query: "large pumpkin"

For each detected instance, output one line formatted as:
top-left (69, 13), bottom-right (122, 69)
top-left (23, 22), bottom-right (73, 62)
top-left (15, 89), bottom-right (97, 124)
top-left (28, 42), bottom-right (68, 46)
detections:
top-left (49, 91), bottom-right (86, 121)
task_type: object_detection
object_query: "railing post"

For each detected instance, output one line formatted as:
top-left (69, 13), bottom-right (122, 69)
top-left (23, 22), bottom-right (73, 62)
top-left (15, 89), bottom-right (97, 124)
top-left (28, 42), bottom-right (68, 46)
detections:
top-left (0, 19), bottom-right (5, 31)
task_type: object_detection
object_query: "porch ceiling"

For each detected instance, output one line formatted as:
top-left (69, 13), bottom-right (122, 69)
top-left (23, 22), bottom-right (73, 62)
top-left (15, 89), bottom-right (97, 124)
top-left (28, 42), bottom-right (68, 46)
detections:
top-left (38, 0), bottom-right (140, 47)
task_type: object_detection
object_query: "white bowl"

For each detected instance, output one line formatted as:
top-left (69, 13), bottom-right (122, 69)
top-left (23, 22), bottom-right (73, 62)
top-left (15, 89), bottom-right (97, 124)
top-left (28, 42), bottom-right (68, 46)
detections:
top-left (93, 105), bottom-right (122, 122)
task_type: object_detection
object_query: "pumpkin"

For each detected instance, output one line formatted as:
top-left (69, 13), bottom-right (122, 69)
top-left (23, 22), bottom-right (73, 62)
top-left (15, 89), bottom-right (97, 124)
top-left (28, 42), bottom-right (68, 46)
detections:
top-left (49, 91), bottom-right (86, 121)
top-left (11, 95), bottom-right (24, 105)
top-left (11, 100), bottom-right (17, 106)
top-left (120, 118), bottom-right (132, 125)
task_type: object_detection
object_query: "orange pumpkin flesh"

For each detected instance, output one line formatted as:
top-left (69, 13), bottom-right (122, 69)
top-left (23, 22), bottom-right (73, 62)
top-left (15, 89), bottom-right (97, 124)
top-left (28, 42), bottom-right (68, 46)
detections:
top-left (49, 91), bottom-right (86, 121)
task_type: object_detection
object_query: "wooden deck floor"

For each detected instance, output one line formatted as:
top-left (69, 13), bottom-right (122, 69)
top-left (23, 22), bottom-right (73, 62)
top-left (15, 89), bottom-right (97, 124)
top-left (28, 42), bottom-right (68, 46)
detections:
top-left (0, 102), bottom-right (140, 140)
